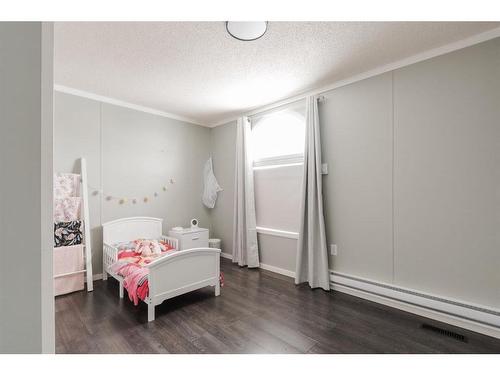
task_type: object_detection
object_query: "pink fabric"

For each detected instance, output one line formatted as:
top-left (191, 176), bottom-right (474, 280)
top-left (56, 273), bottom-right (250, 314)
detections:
top-left (136, 281), bottom-right (149, 303)
top-left (54, 197), bottom-right (81, 222)
top-left (109, 241), bottom-right (177, 305)
top-left (111, 263), bottom-right (149, 305)
top-left (54, 173), bottom-right (80, 198)
top-left (115, 240), bottom-right (176, 267)
top-left (123, 265), bottom-right (149, 305)
top-left (54, 245), bottom-right (84, 296)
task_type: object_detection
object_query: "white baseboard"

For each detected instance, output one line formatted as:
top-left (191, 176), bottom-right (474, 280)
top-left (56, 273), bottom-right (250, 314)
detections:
top-left (331, 272), bottom-right (500, 339)
top-left (104, 248), bottom-right (500, 338)
top-left (84, 273), bottom-right (103, 283)
top-left (220, 252), bottom-right (295, 278)
top-left (259, 263), bottom-right (295, 278)
top-left (220, 252), bottom-right (233, 260)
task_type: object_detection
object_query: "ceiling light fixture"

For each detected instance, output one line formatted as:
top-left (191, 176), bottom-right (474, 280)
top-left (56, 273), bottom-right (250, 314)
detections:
top-left (226, 21), bottom-right (268, 41)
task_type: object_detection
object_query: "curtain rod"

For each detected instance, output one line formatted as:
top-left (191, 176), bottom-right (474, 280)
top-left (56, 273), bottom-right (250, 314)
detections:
top-left (247, 97), bottom-right (306, 120)
top-left (247, 94), bottom-right (326, 120)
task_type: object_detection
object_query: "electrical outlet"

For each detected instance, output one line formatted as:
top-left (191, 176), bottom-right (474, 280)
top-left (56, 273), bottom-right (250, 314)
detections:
top-left (330, 244), bottom-right (338, 256)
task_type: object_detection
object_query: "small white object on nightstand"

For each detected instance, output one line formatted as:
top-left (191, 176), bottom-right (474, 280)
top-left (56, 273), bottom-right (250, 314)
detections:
top-left (190, 218), bottom-right (199, 228)
top-left (168, 227), bottom-right (209, 250)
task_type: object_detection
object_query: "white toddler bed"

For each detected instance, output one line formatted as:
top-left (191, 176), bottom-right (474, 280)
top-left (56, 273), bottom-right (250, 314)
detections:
top-left (102, 216), bottom-right (221, 321)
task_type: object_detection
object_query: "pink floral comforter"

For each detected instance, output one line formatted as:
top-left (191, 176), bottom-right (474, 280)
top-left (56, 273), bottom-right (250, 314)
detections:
top-left (109, 240), bottom-right (176, 305)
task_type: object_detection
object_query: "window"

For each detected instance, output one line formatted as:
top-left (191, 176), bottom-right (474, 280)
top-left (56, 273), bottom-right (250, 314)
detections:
top-left (251, 106), bottom-right (305, 168)
top-left (250, 103), bottom-right (306, 238)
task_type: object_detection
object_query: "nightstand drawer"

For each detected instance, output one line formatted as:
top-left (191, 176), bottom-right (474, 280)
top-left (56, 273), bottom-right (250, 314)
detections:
top-left (182, 231), bottom-right (209, 249)
top-left (169, 228), bottom-right (210, 250)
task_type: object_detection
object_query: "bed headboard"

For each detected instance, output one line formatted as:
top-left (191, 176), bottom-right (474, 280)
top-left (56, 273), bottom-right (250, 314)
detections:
top-left (102, 217), bottom-right (163, 244)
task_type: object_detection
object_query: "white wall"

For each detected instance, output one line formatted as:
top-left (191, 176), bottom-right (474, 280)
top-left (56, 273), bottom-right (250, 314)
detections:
top-left (54, 91), bottom-right (212, 275)
top-left (0, 22), bottom-right (54, 353)
top-left (209, 37), bottom-right (500, 311)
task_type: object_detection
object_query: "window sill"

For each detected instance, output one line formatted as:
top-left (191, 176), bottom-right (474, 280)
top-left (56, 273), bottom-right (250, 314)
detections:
top-left (256, 226), bottom-right (299, 240)
top-left (253, 154), bottom-right (304, 169)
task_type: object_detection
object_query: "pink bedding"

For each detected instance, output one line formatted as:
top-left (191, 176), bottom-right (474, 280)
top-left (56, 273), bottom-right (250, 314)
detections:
top-left (54, 245), bottom-right (84, 296)
top-left (109, 240), bottom-right (176, 305)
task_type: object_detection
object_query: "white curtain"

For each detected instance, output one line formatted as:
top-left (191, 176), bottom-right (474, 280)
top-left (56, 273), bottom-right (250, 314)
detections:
top-left (232, 116), bottom-right (260, 268)
top-left (295, 96), bottom-right (330, 290)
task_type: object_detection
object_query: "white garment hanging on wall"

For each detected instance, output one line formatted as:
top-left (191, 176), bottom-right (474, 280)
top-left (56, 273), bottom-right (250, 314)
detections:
top-left (202, 157), bottom-right (223, 208)
top-left (232, 117), bottom-right (260, 268)
top-left (295, 96), bottom-right (330, 290)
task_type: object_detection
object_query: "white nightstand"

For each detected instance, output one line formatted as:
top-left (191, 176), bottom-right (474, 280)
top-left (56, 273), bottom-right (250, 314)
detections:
top-left (168, 227), bottom-right (209, 250)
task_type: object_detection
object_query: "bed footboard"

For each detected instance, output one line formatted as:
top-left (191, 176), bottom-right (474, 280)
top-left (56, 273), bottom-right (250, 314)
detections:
top-left (145, 247), bottom-right (221, 321)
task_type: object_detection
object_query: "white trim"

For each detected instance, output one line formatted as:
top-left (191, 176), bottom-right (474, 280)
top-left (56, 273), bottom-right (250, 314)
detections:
top-left (54, 270), bottom-right (86, 278)
top-left (253, 154), bottom-right (304, 169)
top-left (256, 226), bottom-right (299, 240)
top-left (220, 252), bottom-right (233, 260)
top-left (259, 262), bottom-right (295, 278)
top-left (221, 248), bottom-right (500, 338)
top-left (80, 158), bottom-right (93, 291)
top-left (80, 273), bottom-right (103, 282)
top-left (332, 284), bottom-right (500, 340)
top-left (53, 84), bottom-right (207, 127)
top-left (253, 162), bottom-right (303, 171)
top-left (220, 251), bottom-right (296, 278)
top-left (211, 26), bottom-right (500, 127)
top-left (223, 247), bottom-right (500, 339)
top-left (331, 272), bottom-right (500, 339)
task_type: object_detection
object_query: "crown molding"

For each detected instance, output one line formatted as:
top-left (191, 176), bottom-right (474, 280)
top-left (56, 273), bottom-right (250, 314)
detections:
top-left (54, 26), bottom-right (500, 129)
top-left (53, 84), bottom-right (208, 127)
top-left (210, 26), bottom-right (500, 128)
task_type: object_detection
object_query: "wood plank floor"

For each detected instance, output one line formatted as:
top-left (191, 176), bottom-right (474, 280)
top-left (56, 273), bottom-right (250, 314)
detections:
top-left (55, 258), bottom-right (500, 354)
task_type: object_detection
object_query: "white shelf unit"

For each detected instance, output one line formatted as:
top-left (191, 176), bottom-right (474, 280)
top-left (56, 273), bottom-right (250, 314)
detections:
top-left (53, 157), bottom-right (93, 293)
top-left (80, 158), bottom-right (93, 291)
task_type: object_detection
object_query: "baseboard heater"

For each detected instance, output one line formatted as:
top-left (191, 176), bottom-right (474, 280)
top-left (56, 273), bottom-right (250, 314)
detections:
top-left (330, 272), bottom-right (500, 339)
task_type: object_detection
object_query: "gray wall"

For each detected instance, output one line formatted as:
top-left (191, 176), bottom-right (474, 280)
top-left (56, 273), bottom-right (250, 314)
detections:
top-left (209, 122), bottom-right (236, 257)
top-left (323, 38), bottom-right (500, 309)
top-left (54, 92), bottom-right (211, 275)
top-left (209, 37), bottom-right (500, 309)
top-left (0, 22), bottom-right (53, 353)
top-left (321, 73), bottom-right (393, 283)
top-left (392, 39), bottom-right (500, 306)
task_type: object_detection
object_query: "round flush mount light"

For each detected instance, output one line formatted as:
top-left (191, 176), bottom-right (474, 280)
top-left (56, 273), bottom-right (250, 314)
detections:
top-left (226, 21), bottom-right (268, 41)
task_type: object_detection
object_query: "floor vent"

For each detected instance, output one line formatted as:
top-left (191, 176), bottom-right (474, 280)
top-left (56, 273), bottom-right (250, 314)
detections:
top-left (421, 323), bottom-right (468, 342)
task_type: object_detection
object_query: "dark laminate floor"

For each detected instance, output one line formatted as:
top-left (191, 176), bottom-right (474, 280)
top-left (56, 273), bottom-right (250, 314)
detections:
top-left (55, 258), bottom-right (500, 354)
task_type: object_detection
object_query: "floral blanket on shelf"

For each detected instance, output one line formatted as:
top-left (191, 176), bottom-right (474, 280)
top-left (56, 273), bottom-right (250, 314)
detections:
top-left (54, 220), bottom-right (83, 247)
top-left (109, 239), bottom-right (176, 305)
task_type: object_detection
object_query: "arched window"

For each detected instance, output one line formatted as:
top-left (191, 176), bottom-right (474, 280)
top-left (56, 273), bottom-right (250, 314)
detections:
top-left (250, 104), bottom-right (306, 235)
top-left (251, 108), bottom-right (305, 166)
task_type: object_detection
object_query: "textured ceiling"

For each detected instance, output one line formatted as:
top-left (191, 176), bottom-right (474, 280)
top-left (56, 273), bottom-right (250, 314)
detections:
top-left (54, 22), bottom-right (499, 126)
